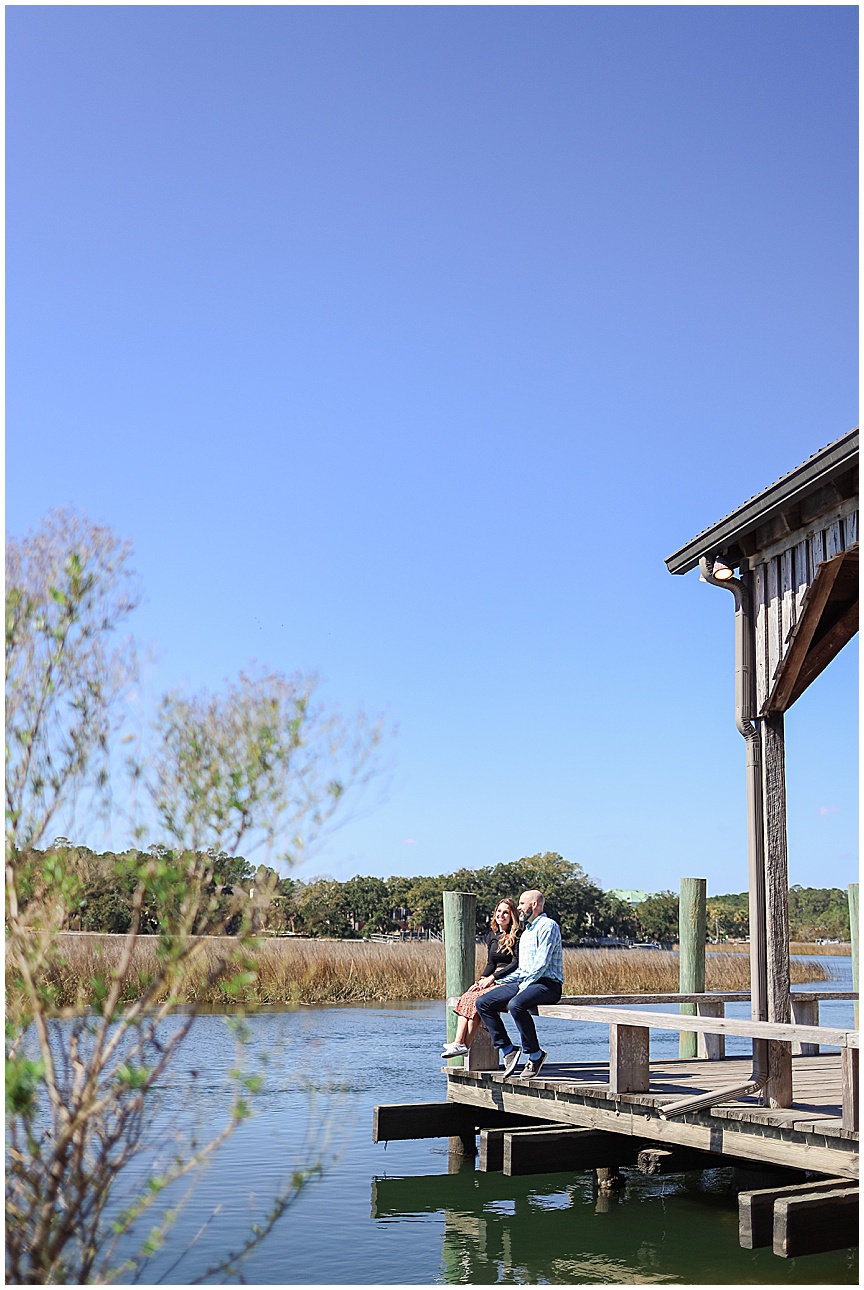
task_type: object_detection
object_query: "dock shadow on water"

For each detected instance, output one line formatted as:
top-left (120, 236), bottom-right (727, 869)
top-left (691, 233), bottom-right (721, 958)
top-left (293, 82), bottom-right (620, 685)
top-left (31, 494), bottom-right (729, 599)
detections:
top-left (112, 983), bottom-right (855, 1284)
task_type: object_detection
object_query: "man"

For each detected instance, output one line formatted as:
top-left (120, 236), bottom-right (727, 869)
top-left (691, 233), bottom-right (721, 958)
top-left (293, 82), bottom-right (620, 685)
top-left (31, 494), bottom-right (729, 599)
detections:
top-left (475, 889), bottom-right (564, 1079)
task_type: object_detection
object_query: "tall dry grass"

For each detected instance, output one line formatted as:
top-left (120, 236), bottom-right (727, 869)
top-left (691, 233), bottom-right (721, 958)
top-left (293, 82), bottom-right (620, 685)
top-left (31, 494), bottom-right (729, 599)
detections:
top-left (18, 934), bottom-right (834, 1009)
top-left (718, 941), bottom-right (852, 957)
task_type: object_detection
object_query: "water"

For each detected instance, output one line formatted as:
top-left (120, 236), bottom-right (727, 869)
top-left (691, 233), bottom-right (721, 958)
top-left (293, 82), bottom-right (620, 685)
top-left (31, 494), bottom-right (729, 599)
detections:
top-left (103, 957), bottom-right (856, 1283)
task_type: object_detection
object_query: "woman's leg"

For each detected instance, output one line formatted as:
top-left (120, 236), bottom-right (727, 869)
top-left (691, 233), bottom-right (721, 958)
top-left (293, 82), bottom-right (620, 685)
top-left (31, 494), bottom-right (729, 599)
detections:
top-left (463, 1014), bottom-right (482, 1047)
top-left (454, 1015), bottom-right (470, 1046)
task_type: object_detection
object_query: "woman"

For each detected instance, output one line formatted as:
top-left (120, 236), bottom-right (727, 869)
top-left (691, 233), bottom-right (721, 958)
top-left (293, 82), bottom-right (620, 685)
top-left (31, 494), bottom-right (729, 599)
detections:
top-left (440, 897), bottom-right (520, 1059)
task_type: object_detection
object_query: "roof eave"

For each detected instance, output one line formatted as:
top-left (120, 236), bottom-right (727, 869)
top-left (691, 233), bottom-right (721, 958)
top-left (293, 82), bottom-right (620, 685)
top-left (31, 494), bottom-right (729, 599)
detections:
top-left (665, 429), bottom-right (859, 576)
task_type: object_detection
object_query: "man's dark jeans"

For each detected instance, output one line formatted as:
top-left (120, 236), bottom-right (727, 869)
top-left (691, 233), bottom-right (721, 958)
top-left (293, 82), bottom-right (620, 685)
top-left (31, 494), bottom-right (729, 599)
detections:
top-left (475, 976), bottom-right (563, 1056)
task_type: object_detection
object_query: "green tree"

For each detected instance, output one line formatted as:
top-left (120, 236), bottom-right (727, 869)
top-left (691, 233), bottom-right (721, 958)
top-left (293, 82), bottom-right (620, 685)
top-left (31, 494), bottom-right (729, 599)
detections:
top-left (338, 875), bottom-right (392, 934)
top-left (788, 886), bottom-right (850, 941)
top-left (637, 891), bottom-right (680, 943)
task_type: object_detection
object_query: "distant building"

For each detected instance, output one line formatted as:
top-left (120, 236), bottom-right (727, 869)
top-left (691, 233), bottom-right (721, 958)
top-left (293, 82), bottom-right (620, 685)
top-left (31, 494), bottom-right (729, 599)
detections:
top-left (607, 888), bottom-right (649, 905)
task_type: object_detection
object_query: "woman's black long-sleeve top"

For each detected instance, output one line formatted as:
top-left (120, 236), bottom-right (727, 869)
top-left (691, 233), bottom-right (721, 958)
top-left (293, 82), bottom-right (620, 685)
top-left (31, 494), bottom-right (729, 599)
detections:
top-left (481, 930), bottom-right (520, 980)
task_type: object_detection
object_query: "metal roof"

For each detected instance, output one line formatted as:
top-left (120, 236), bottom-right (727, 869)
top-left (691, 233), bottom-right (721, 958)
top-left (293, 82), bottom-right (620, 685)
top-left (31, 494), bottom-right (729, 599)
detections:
top-left (665, 428), bottom-right (859, 575)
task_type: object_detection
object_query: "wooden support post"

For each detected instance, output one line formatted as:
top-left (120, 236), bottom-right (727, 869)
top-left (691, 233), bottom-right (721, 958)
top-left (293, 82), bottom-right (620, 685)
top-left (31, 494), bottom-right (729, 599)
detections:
top-left (789, 997), bottom-right (819, 1056)
top-left (595, 1167), bottom-right (623, 1191)
top-left (841, 1047), bottom-right (858, 1132)
top-left (679, 878), bottom-right (706, 1058)
top-left (696, 999), bottom-right (725, 1060)
top-left (738, 1178), bottom-right (854, 1249)
top-left (443, 890), bottom-right (477, 1068)
top-left (609, 1023), bottom-right (650, 1093)
top-left (761, 712), bottom-right (793, 1109)
top-left (636, 1146), bottom-right (725, 1175)
top-left (502, 1127), bottom-right (642, 1177)
top-left (448, 1130), bottom-right (476, 1159)
top-left (849, 883), bottom-right (859, 1029)
top-left (773, 1187), bottom-right (859, 1258)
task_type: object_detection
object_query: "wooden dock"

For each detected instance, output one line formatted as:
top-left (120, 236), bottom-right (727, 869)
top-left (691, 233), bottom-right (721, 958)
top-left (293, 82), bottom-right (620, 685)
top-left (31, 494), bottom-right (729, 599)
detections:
top-left (444, 1051), bottom-right (858, 1181)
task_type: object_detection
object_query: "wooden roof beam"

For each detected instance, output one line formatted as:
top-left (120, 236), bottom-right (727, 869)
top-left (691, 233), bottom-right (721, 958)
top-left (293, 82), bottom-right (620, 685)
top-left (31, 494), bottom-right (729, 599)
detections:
top-left (765, 547), bottom-right (858, 713)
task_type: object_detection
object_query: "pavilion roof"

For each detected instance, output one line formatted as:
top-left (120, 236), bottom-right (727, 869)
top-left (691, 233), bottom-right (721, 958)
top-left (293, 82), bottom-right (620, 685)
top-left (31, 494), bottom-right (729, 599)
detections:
top-left (665, 428), bottom-right (859, 575)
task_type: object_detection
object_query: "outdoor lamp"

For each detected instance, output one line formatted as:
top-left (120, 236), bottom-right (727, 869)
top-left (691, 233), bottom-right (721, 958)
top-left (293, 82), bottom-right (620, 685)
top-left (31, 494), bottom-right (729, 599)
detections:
top-left (711, 556), bottom-right (734, 580)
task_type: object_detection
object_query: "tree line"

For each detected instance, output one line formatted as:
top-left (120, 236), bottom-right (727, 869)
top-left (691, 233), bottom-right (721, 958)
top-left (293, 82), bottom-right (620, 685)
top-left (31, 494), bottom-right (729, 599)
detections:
top-left (634, 886), bottom-right (852, 943)
top-left (24, 842), bottom-right (851, 943)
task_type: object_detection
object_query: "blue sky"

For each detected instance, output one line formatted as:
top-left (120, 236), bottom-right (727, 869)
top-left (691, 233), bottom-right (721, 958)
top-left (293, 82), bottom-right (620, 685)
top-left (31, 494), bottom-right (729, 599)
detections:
top-left (7, 5), bottom-right (858, 896)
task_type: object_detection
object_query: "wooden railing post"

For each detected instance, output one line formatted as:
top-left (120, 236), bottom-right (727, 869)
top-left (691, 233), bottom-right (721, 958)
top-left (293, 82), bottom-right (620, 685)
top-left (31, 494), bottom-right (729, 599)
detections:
top-left (696, 999), bottom-right (725, 1060)
top-left (679, 878), bottom-right (706, 1058)
top-left (790, 997), bottom-right (819, 1057)
top-left (848, 883), bottom-right (859, 1028)
top-left (609, 1023), bottom-right (650, 1094)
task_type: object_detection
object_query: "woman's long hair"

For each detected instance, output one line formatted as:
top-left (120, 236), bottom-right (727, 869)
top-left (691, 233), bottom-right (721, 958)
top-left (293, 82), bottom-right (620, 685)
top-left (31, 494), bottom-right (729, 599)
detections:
top-left (492, 898), bottom-right (519, 953)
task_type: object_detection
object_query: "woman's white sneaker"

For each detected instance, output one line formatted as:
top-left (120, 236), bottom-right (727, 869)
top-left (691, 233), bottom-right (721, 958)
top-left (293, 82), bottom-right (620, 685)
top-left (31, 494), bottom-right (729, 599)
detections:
top-left (440, 1042), bottom-right (469, 1058)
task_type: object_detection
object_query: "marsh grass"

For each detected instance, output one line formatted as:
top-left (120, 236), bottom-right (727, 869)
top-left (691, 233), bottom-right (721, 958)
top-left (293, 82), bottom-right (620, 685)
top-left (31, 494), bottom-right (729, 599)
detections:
top-left (718, 941), bottom-right (852, 957)
top-left (23, 934), bottom-right (834, 1009)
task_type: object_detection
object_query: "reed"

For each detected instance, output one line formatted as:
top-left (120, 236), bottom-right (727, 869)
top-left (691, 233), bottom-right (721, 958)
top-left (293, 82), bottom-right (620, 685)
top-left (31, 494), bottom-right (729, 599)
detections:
top-left (20, 934), bottom-right (835, 1009)
top-left (717, 941), bottom-right (852, 957)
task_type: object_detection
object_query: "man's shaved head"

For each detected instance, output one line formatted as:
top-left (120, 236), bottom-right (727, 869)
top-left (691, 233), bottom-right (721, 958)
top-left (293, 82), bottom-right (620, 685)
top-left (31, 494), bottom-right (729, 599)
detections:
top-left (517, 890), bottom-right (545, 921)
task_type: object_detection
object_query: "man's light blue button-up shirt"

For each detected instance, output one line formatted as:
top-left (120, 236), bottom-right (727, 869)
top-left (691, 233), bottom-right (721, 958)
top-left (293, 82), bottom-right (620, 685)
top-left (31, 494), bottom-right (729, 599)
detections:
top-left (511, 913), bottom-right (564, 992)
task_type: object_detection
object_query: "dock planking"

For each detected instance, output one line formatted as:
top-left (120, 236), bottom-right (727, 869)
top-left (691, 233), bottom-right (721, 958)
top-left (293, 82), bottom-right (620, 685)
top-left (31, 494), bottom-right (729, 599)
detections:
top-left (445, 1052), bottom-right (858, 1182)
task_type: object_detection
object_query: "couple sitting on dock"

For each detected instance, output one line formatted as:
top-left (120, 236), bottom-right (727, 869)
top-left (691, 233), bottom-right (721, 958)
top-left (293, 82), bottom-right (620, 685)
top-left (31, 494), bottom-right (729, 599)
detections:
top-left (441, 889), bottom-right (564, 1079)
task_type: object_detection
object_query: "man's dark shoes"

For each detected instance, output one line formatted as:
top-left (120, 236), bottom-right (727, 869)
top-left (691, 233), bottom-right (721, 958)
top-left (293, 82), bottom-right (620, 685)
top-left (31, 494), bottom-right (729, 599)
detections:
top-left (522, 1050), bottom-right (547, 1080)
top-left (501, 1047), bottom-right (523, 1078)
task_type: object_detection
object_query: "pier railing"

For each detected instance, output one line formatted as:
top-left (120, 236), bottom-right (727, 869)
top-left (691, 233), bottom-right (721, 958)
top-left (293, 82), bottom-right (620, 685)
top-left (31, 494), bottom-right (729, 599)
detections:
top-left (446, 988), bottom-right (859, 1127)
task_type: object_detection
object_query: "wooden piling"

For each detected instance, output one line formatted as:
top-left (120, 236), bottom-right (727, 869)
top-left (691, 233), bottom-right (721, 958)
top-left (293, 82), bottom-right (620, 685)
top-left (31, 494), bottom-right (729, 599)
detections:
top-left (849, 882), bottom-right (858, 1028)
top-left (678, 878), bottom-right (706, 1058)
top-left (443, 890), bottom-right (478, 1155)
top-left (443, 891), bottom-right (477, 1062)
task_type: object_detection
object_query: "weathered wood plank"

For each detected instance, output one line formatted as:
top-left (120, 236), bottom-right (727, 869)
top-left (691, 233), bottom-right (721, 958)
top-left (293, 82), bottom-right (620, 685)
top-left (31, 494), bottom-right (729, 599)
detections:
top-left (447, 1074), bottom-right (860, 1178)
top-left (753, 561), bottom-right (768, 710)
top-left (780, 547), bottom-right (795, 646)
top-left (811, 526), bottom-right (825, 568)
top-left (793, 537), bottom-right (809, 623)
top-left (766, 555), bottom-right (781, 686)
top-left (738, 1178), bottom-right (853, 1248)
top-left (503, 1126), bottom-right (642, 1176)
top-left (540, 992), bottom-right (856, 1009)
top-left (773, 1187), bottom-right (859, 1257)
top-left (609, 1024), bottom-right (650, 1094)
top-left (537, 1004), bottom-right (858, 1048)
top-left (765, 547), bottom-right (847, 712)
top-left (478, 1121), bottom-right (556, 1171)
top-left (825, 518), bottom-right (843, 559)
top-left (373, 1101), bottom-right (544, 1142)
top-left (846, 510), bottom-right (859, 545)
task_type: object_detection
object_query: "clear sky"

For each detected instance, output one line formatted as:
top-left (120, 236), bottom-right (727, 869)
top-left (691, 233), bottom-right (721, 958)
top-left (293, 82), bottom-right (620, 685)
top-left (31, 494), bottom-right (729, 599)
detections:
top-left (7, 5), bottom-right (858, 896)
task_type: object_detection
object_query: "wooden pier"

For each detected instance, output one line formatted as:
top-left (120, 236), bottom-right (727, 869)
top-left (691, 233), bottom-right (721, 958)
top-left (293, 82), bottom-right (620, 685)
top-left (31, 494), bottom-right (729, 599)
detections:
top-left (444, 1050), bottom-right (858, 1181)
top-left (375, 436), bottom-right (859, 1260)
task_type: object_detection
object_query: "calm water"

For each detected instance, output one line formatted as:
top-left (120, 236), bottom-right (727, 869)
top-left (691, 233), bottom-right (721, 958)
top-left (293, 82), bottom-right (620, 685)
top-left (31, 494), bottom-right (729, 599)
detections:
top-left (110, 956), bottom-right (856, 1284)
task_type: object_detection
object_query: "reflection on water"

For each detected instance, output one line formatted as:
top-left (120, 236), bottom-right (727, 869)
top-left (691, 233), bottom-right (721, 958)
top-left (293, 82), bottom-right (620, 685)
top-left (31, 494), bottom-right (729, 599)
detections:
top-left (102, 960), bottom-right (856, 1284)
top-left (372, 1163), bottom-right (856, 1286)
